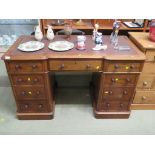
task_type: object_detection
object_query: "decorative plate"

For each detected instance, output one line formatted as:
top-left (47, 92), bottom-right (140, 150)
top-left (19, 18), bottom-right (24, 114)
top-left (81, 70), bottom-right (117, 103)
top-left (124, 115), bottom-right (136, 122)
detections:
top-left (18, 41), bottom-right (44, 52)
top-left (48, 41), bottom-right (74, 51)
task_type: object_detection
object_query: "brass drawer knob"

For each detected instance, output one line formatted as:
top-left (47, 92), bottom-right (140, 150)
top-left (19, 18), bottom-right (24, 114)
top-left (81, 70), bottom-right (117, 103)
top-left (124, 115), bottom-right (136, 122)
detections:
top-left (143, 81), bottom-right (148, 86)
top-left (27, 77), bottom-right (31, 81)
top-left (28, 91), bottom-right (32, 95)
top-left (125, 66), bottom-right (129, 70)
top-left (104, 91), bottom-right (113, 95)
top-left (96, 66), bottom-right (100, 70)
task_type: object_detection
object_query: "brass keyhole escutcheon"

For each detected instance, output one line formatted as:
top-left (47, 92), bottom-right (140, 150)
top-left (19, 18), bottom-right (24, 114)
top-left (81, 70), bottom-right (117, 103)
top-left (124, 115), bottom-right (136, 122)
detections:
top-left (115, 78), bottom-right (119, 81)
top-left (125, 66), bottom-right (129, 70)
top-left (28, 77), bottom-right (31, 81)
top-left (28, 91), bottom-right (32, 95)
top-left (96, 66), bottom-right (100, 70)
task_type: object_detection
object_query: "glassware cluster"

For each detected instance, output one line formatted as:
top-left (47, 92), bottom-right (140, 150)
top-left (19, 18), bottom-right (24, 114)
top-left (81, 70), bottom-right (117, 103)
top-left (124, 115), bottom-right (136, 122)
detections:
top-left (0, 34), bottom-right (17, 47)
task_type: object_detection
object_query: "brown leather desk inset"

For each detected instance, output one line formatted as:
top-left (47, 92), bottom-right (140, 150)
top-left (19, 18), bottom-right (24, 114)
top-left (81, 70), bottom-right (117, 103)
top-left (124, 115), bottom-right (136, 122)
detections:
top-left (1, 35), bottom-right (145, 120)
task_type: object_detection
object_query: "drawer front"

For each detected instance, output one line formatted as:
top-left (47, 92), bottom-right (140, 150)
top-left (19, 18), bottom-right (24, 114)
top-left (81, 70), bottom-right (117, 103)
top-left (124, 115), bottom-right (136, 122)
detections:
top-left (97, 101), bottom-right (129, 112)
top-left (103, 74), bottom-right (138, 87)
top-left (137, 75), bottom-right (154, 89)
top-left (17, 100), bottom-right (49, 113)
top-left (11, 74), bottom-right (44, 85)
top-left (14, 86), bottom-right (46, 100)
top-left (133, 90), bottom-right (155, 104)
top-left (104, 61), bottom-right (142, 72)
top-left (145, 50), bottom-right (155, 62)
top-left (8, 61), bottom-right (44, 73)
top-left (102, 87), bottom-right (134, 101)
top-left (142, 62), bottom-right (155, 74)
top-left (49, 60), bottom-right (102, 71)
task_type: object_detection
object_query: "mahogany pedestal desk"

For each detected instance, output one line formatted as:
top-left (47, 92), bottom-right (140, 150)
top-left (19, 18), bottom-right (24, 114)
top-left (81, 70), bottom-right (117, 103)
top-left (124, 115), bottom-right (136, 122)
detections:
top-left (1, 35), bottom-right (145, 120)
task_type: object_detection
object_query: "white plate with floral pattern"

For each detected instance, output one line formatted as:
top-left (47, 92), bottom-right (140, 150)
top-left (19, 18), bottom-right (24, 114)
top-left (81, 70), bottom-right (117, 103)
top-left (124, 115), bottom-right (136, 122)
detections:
top-left (18, 41), bottom-right (44, 52)
top-left (48, 41), bottom-right (74, 51)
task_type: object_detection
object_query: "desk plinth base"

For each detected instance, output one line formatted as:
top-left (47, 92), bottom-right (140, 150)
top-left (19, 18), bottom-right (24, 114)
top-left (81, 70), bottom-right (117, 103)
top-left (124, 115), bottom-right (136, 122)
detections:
top-left (131, 104), bottom-right (155, 110)
top-left (94, 108), bottom-right (130, 119)
top-left (17, 112), bottom-right (54, 120)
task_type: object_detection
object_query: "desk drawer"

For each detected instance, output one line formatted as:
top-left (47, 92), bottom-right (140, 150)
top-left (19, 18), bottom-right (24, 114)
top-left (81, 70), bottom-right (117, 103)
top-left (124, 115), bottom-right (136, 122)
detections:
top-left (103, 74), bottom-right (138, 87)
top-left (17, 100), bottom-right (49, 113)
top-left (14, 86), bottom-right (46, 100)
top-left (104, 61), bottom-right (143, 72)
top-left (133, 90), bottom-right (155, 104)
top-left (11, 74), bottom-right (44, 85)
top-left (49, 60), bottom-right (102, 71)
top-left (142, 62), bottom-right (155, 74)
top-left (137, 75), bottom-right (154, 89)
top-left (97, 101), bottom-right (129, 112)
top-left (7, 61), bottom-right (44, 73)
top-left (102, 87), bottom-right (134, 101)
top-left (146, 50), bottom-right (155, 62)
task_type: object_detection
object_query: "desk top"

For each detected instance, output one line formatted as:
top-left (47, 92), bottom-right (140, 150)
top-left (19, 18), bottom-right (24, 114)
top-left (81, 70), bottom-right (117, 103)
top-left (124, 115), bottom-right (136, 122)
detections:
top-left (129, 32), bottom-right (155, 50)
top-left (2, 35), bottom-right (145, 61)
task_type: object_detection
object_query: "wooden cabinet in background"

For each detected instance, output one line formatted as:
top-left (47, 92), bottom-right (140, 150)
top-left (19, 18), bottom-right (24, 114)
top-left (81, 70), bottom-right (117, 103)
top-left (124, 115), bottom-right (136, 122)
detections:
top-left (40, 19), bottom-right (149, 35)
top-left (129, 32), bottom-right (155, 109)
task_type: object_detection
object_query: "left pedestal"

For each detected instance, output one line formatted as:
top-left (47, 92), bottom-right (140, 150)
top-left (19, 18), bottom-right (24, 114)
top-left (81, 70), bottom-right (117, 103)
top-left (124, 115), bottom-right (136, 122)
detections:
top-left (5, 60), bottom-right (54, 120)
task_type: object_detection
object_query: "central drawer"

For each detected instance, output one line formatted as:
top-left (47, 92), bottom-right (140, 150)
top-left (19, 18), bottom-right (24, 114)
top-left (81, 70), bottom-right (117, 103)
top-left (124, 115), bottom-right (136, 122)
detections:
top-left (14, 86), bottom-right (46, 100)
top-left (49, 60), bottom-right (102, 71)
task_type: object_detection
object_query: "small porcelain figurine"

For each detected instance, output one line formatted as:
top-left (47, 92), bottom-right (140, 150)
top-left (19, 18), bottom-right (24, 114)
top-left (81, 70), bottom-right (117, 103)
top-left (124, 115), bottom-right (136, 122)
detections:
top-left (76, 35), bottom-right (86, 50)
top-left (93, 32), bottom-right (107, 51)
top-left (47, 25), bottom-right (55, 41)
top-left (34, 25), bottom-right (43, 41)
top-left (95, 32), bottom-right (103, 45)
